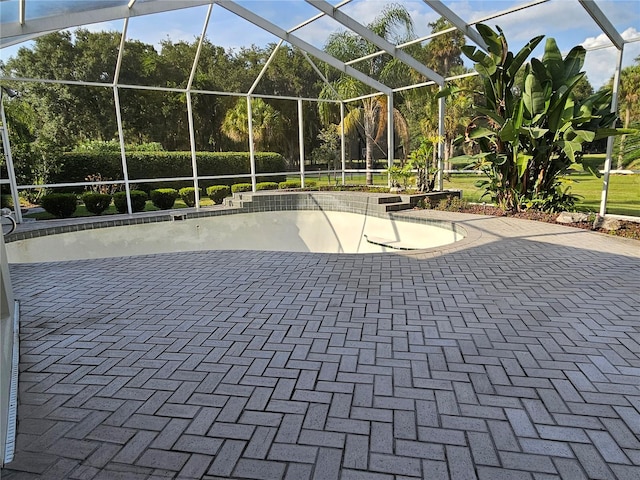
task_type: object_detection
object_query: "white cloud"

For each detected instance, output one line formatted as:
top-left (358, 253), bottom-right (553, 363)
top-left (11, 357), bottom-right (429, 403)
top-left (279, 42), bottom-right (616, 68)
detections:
top-left (582, 28), bottom-right (640, 89)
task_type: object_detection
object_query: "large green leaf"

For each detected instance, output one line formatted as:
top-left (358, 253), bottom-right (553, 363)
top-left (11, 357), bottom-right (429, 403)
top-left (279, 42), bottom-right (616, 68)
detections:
top-left (563, 46), bottom-right (586, 80)
top-left (593, 127), bottom-right (638, 140)
top-left (523, 73), bottom-right (547, 117)
top-left (499, 119), bottom-right (518, 142)
top-left (461, 45), bottom-right (487, 63)
top-left (475, 106), bottom-right (506, 127)
top-left (476, 55), bottom-right (497, 77)
top-left (434, 85), bottom-right (459, 99)
top-left (548, 72), bottom-right (585, 132)
top-left (557, 140), bottom-right (582, 163)
top-left (476, 24), bottom-right (504, 58)
top-left (530, 58), bottom-right (550, 82)
top-left (468, 126), bottom-right (496, 140)
top-left (506, 35), bottom-right (544, 80)
top-left (542, 38), bottom-right (564, 88)
top-left (516, 152), bottom-right (532, 178)
top-left (523, 126), bottom-right (549, 139)
top-left (571, 129), bottom-right (595, 142)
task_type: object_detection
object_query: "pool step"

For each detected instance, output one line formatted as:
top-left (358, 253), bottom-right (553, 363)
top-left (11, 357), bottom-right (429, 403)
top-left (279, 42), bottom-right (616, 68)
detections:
top-left (382, 202), bottom-right (412, 212)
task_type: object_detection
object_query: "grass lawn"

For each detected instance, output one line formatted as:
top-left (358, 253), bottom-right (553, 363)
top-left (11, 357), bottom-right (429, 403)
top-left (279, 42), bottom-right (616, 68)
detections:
top-left (443, 173), bottom-right (639, 216)
top-left (297, 169), bottom-right (638, 217)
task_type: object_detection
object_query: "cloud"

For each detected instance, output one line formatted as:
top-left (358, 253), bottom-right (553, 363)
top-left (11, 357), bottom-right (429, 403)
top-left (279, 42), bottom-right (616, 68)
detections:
top-left (582, 28), bottom-right (640, 89)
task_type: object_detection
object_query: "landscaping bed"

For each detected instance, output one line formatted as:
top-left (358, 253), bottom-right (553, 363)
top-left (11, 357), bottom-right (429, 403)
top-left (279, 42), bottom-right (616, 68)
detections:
top-left (425, 201), bottom-right (640, 240)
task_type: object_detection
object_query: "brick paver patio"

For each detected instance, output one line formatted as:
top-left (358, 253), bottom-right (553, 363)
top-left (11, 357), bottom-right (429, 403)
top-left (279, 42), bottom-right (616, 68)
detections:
top-left (2, 210), bottom-right (639, 479)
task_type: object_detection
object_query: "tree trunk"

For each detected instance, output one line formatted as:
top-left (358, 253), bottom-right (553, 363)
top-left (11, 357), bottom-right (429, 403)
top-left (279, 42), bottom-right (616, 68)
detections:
top-left (364, 106), bottom-right (375, 185)
top-left (616, 106), bottom-right (630, 170)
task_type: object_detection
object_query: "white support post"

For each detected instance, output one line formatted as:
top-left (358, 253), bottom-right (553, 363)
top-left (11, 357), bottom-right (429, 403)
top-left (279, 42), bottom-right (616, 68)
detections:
top-left (247, 96), bottom-right (257, 192)
top-left (387, 93), bottom-right (394, 188)
top-left (184, 4), bottom-right (212, 210)
top-left (0, 95), bottom-right (22, 224)
top-left (599, 46), bottom-right (624, 217)
top-left (113, 86), bottom-right (132, 215)
top-left (340, 102), bottom-right (346, 185)
top-left (186, 92), bottom-right (200, 208)
top-left (298, 99), bottom-right (305, 188)
top-left (113, 19), bottom-right (132, 214)
top-left (437, 87), bottom-right (445, 191)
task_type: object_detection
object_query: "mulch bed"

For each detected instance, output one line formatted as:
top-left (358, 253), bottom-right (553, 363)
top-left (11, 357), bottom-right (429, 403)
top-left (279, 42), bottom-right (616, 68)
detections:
top-left (444, 204), bottom-right (640, 241)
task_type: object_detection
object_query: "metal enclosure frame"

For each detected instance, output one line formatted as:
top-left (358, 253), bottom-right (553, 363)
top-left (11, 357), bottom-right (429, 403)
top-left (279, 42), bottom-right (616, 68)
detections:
top-left (0, 0), bottom-right (638, 220)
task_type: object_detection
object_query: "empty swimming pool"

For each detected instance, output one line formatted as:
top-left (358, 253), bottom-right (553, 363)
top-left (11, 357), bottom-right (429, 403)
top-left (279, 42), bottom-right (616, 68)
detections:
top-left (6, 208), bottom-right (464, 263)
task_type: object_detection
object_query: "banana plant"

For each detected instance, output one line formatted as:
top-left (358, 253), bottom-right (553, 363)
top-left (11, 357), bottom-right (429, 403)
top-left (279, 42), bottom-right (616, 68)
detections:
top-left (439, 24), bottom-right (633, 212)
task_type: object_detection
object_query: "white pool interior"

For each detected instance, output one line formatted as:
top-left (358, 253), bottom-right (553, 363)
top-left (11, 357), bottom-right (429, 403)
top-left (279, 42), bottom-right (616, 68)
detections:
top-left (6, 210), bottom-right (463, 263)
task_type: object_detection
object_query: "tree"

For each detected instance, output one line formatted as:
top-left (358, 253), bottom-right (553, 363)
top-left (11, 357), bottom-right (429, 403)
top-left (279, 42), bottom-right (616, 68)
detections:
top-left (608, 57), bottom-right (640, 169)
top-left (221, 97), bottom-right (284, 151)
top-left (442, 24), bottom-right (628, 212)
top-left (320, 4), bottom-right (414, 184)
top-left (422, 18), bottom-right (465, 76)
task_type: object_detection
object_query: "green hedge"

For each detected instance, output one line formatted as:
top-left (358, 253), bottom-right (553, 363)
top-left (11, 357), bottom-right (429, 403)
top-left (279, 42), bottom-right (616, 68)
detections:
top-left (51, 151), bottom-right (286, 192)
top-left (178, 187), bottom-right (201, 207)
top-left (231, 183), bottom-right (252, 193)
top-left (150, 189), bottom-right (179, 210)
top-left (82, 193), bottom-right (112, 215)
top-left (255, 182), bottom-right (278, 191)
top-left (113, 190), bottom-right (147, 213)
top-left (206, 185), bottom-right (230, 204)
top-left (41, 193), bottom-right (77, 218)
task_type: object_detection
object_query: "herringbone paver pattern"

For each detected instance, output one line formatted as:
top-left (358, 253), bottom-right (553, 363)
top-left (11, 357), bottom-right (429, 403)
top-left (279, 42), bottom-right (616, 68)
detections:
top-left (2, 212), bottom-right (639, 479)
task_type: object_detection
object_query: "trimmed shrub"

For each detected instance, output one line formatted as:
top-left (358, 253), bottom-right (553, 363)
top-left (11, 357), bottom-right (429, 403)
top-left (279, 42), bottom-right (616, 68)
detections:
top-left (231, 183), bottom-right (252, 193)
top-left (150, 188), bottom-right (178, 209)
top-left (179, 187), bottom-right (201, 207)
top-left (113, 190), bottom-right (148, 213)
top-left (82, 193), bottom-right (112, 215)
top-left (206, 185), bottom-right (230, 204)
top-left (1, 194), bottom-right (14, 209)
top-left (40, 193), bottom-right (77, 218)
top-left (279, 180), bottom-right (300, 189)
top-left (255, 182), bottom-right (278, 191)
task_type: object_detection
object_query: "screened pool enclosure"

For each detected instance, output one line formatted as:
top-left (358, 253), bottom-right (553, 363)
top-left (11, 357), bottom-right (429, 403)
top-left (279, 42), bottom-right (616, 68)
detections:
top-left (0, 0), bottom-right (638, 223)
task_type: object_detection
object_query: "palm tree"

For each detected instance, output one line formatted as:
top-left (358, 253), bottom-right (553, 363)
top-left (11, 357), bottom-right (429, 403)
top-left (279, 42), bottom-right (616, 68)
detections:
top-left (221, 97), bottom-right (284, 151)
top-left (614, 60), bottom-right (640, 169)
top-left (320, 4), bottom-right (414, 184)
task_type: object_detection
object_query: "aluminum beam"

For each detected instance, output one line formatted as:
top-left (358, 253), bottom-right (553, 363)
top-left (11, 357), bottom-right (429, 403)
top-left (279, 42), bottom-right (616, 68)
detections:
top-left (306, 0), bottom-right (444, 86)
top-left (599, 47), bottom-right (624, 217)
top-left (422, 0), bottom-right (488, 51)
top-left (387, 94), bottom-right (394, 188)
top-left (215, 0), bottom-right (391, 95)
top-left (579, 0), bottom-right (624, 50)
top-left (0, 95), bottom-right (22, 224)
top-left (1, 0), bottom-right (212, 47)
top-left (470, 0), bottom-right (549, 25)
top-left (249, 40), bottom-right (284, 95)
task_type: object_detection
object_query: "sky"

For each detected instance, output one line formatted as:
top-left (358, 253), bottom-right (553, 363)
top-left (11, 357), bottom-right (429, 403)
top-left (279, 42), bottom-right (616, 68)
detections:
top-left (1, 0), bottom-right (639, 89)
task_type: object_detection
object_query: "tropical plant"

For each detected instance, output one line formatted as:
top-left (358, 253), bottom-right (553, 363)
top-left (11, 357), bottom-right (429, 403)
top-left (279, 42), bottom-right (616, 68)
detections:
top-left (221, 97), bottom-right (284, 151)
top-left (407, 136), bottom-right (440, 192)
top-left (320, 4), bottom-right (414, 185)
top-left (441, 24), bottom-right (632, 212)
top-left (610, 58), bottom-right (640, 169)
